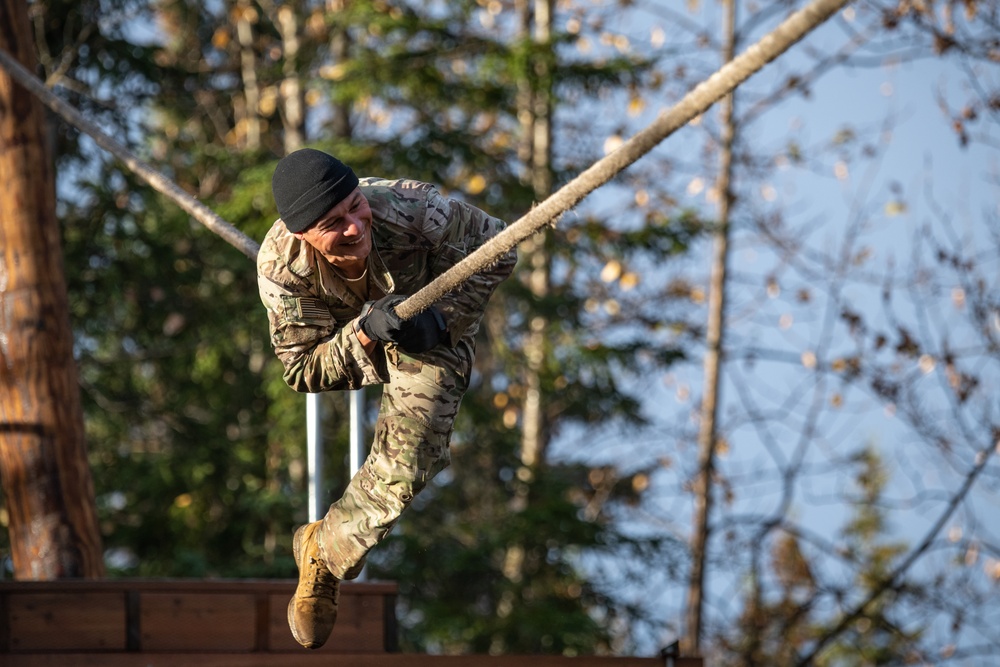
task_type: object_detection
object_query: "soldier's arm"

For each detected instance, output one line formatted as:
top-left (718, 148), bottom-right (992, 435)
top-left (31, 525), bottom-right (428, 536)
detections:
top-left (423, 189), bottom-right (517, 346)
top-left (257, 262), bottom-right (384, 393)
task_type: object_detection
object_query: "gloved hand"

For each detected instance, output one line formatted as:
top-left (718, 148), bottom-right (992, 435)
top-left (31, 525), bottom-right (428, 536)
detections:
top-left (359, 295), bottom-right (407, 342)
top-left (395, 307), bottom-right (447, 353)
top-left (359, 295), bottom-right (448, 353)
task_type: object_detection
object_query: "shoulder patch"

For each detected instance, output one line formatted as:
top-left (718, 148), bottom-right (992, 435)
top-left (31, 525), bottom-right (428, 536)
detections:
top-left (281, 295), bottom-right (333, 326)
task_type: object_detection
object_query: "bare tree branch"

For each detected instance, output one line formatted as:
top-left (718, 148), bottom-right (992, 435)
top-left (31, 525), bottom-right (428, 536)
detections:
top-left (794, 437), bottom-right (998, 666)
top-left (394, 0), bottom-right (853, 320)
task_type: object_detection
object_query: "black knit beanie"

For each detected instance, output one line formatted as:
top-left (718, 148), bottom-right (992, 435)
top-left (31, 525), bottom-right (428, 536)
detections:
top-left (272, 148), bottom-right (360, 233)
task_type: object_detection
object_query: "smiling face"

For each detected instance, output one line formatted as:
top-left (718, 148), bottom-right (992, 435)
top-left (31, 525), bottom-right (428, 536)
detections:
top-left (292, 188), bottom-right (373, 275)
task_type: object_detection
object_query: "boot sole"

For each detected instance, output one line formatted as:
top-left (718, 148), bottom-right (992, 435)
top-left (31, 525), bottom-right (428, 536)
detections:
top-left (288, 596), bottom-right (322, 649)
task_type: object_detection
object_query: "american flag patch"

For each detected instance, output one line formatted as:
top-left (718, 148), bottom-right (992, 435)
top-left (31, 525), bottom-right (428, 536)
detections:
top-left (296, 297), bottom-right (330, 321)
top-left (281, 295), bottom-right (331, 324)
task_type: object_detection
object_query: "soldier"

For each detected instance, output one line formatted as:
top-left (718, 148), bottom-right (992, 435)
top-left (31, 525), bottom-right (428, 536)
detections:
top-left (257, 148), bottom-right (516, 649)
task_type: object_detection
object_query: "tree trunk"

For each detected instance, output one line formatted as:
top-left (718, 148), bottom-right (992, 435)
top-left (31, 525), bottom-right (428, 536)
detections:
top-left (519, 0), bottom-right (553, 472)
top-left (394, 0), bottom-right (851, 321)
top-left (327, 0), bottom-right (352, 139)
top-left (236, 0), bottom-right (261, 150)
top-left (683, 0), bottom-right (737, 654)
top-left (276, 2), bottom-right (305, 151)
top-left (499, 0), bottom-right (554, 593)
top-left (0, 0), bottom-right (104, 579)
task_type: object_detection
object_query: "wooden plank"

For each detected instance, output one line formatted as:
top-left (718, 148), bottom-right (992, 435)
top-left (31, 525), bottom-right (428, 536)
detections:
top-left (330, 587), bottom-right (389, 652)
top-left (125, 589), bottom-right (141, 651)
top-left (2, 653), bottom-right (694, 667)
top-left (0, 580), bottom-right (398, 654)
top-left (252, 592), bottom-right (270, 651)
top-left (0, 579), bottom-right (397, 596)
top-left (140, 592), bottom-right (256, 651)
top-left (6, 591), bottom-right (125, 651)
top-left (0, 581), bottom-right (701, 667)
top-left (0, 590), bottom-right (10, 652)
top-left (383, 590), bottom-right (399, 652)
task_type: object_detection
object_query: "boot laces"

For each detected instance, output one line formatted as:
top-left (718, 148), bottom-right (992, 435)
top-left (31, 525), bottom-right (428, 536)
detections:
top-left (304, 554), bottom-right (337, 597)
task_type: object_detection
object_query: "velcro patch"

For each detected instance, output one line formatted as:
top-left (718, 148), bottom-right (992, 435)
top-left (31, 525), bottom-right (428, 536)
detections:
top-left (281, 295), bottom-right (333, 326)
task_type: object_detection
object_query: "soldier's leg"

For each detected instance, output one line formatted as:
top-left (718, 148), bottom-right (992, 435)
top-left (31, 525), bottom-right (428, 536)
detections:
top-left (318, 340), bottom-right (473, 579)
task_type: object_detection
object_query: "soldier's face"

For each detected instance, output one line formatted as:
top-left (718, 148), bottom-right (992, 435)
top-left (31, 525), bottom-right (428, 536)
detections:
top-left (294, 188), bottom-right (373, 267)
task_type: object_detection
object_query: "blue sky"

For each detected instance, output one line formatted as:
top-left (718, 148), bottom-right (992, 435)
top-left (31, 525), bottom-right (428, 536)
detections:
top-left (54, 0), bottom-right (998, 658)
top-left (545, 2), bottom-right (999, 657)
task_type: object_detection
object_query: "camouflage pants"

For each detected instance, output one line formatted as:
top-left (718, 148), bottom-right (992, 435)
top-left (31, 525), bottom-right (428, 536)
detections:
top-left (319, 339), bottom-right (474, 579)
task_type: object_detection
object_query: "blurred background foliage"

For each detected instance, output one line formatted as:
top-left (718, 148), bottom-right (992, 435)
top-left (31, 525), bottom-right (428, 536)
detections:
top-left (3, 0), bottom-right (999, 662)
top-left (3, 0), bottom-right (697, 655)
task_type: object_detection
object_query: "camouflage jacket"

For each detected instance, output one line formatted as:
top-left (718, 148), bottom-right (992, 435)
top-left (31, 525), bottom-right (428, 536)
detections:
top-left (257, 177), bottom-right (516, 393)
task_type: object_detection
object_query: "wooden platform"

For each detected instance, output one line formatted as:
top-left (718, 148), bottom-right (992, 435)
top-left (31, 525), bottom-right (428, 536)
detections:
top-left (0, 579), bottom-right (702, 666)
top-left (0, 578), bottom-right (396, 659)
top-left (0, 657), bottom-right (697, 667)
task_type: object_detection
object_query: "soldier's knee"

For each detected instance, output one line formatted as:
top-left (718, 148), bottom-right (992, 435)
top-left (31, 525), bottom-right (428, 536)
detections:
top-left (374, 413), bottom-right (451, 494)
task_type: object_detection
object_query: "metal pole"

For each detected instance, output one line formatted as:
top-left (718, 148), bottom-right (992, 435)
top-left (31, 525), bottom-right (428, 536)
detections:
top-left (306, 393), bottom-right (323, 524)
top-left (306, 389), bottom-right (366, 577)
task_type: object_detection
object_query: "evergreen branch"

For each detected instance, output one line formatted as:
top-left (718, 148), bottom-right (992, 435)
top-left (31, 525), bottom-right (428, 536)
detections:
top-left (0, 0), bottom-right (852, 308)
top-left (0, 48), bottom-right (261, 261)
top-left (794, 437), bottom-right (999, 666)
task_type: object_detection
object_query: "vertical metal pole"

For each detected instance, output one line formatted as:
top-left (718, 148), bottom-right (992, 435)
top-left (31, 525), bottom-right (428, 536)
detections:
top-left (306, 393), bottom-right (323, 524)
top-left (348, 388), bottom-right (366, 580)
top-left (307, 389), bottom-right (367, 578)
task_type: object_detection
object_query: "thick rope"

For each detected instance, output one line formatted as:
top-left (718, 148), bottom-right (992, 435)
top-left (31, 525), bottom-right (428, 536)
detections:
top-left (0, 0), bottom-right (849, 311)
top-left (0, 49), bottom-right (261, 261)
top-left (393, 0), bottom-right (851, 320)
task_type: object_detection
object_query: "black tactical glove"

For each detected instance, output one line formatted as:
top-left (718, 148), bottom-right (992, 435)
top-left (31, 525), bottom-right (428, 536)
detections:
top-left (395, 307), bottom-right (447, 353)
top-left (359, 295), bottom-right (407, 342)
top-left (359, 295), bottom-right (448, 354)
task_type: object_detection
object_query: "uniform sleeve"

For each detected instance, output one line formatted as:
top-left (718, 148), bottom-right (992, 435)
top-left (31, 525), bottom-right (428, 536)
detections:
top-left (423, 189), bottom-right (517, 346)
top-left (257, 251), bottom-right (386, 392)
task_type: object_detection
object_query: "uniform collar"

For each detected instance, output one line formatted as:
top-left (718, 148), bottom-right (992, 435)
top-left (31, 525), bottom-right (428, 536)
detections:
top-left (278, 219), bottom-right (397, 307)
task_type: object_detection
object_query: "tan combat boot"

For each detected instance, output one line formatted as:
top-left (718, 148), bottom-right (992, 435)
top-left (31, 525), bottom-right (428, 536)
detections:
top-left (288, 521), bottom-right (339, 649)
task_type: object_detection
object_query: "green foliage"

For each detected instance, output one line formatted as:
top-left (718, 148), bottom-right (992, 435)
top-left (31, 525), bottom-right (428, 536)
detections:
top-left (368, 392), bottom-right (682, 655)
top-left (815, 449), bottom-right (918, 667)
top-left (721, 447), bottom-right (920, 666)
top-left (330, 2), bottom-right (690, 653)
top-left (5, 0), bottom-right (693, 654)
top-left (60, 157), bottom-right (301, 576)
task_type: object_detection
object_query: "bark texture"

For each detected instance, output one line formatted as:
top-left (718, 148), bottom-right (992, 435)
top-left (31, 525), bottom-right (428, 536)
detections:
top-left (683, 0), bottom-right (738, 654)
top-left (0, 0), bottom-right (104, 579)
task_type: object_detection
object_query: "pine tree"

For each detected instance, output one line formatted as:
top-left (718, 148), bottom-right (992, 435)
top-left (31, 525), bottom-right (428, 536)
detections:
top-left (8, 0), bottom-right (697, 651)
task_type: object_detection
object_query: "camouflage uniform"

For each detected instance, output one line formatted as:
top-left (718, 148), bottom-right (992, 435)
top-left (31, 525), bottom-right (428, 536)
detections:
top-left (257, 178), bottom-right (515, 578)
